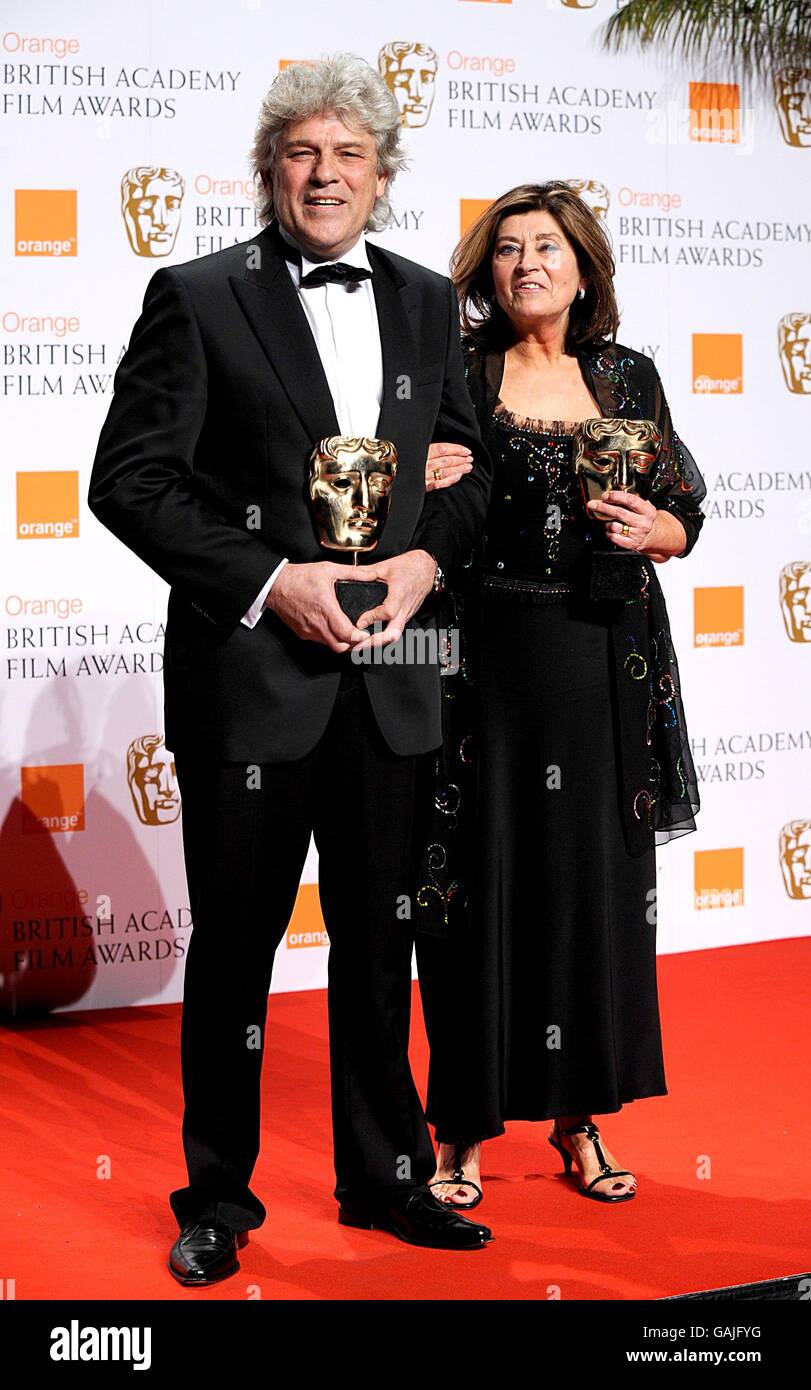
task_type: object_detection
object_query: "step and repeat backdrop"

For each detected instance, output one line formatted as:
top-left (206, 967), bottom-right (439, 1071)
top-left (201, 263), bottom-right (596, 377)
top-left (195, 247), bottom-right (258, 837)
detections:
top-left (2, 0), bottom-right (809, 1015)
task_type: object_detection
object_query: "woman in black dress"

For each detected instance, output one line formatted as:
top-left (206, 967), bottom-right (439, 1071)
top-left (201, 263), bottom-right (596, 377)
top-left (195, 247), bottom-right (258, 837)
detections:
top-left (415, 182), bottom-right (705, 1206)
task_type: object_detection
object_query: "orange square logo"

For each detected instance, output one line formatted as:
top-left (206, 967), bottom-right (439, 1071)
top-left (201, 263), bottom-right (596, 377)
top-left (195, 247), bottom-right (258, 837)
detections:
top-left (694, 587), bottom-right (744, 648)
top-left (286, 883), bottom-right (330, 948)
top-left (15, 190), bottom-right (77, 257)
top-left (21, 764), bottom-right (85, 834)
top-left (694, 848), bottom-right (743, 910)
top-left (17, 471), bottom-right (79, 540)
top-left (692, 334), bottom-right (743, 394)
top-left (689, 82), bottom-right (741, 144)
top-left (278, 59), bottom-right (316, 70)
top-left (460, 199), bottom-right (495, 238)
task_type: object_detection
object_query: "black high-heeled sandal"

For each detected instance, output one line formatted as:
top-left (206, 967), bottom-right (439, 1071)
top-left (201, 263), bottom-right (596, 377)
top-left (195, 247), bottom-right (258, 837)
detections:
top-left (548, 1119), bottom-right (637, 1203)
top-left (428, 1143), bottom-right (483, 1210)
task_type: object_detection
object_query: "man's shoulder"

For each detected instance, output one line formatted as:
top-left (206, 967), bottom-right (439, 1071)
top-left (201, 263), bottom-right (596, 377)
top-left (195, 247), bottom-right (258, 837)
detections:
top-left (157, 231), bottom-right (269, 290)
top-left (365, 239), bottom-right (450, 295)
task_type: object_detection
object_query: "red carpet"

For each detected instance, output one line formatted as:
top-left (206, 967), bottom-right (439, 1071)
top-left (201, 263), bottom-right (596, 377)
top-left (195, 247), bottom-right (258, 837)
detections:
top-left (2, 937), bottom-right (809, 1300)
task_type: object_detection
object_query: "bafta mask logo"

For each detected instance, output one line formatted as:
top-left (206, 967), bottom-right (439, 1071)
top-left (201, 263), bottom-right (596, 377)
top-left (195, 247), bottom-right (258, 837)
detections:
top-left (568, 179), bottom-right (609, 220)
top-left (779, 820), bottom-right (811, 899)
top-left (774, 66), bottom-right (811, 147)
top-left (573, 418), bottom-right (661, 504)
top-left (127, 735), bottom-right (180, 825)
top-left (561, 1), bottom-right (597, 8)
top-left (779, 561), bottom-right (811, 642)
top-left (778, 313), bottom-right (811, 393)
top-left (308, 436), bottom-right (398, 552)
top-left (121, 166), bottom-right (185, 257)
top-left (378, 42), bottom-right (438, 127)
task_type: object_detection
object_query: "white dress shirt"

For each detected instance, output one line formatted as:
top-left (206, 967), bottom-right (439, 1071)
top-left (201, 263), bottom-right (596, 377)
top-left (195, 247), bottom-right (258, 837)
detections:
top-left (240, 221), bottom-right (384, 628)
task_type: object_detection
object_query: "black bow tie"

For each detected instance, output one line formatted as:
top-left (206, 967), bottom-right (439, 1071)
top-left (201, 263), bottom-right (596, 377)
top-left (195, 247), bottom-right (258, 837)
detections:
top-left (271, 222), bottom-right (372, 288)
top-left (299, 262), bottom-right (373, 288)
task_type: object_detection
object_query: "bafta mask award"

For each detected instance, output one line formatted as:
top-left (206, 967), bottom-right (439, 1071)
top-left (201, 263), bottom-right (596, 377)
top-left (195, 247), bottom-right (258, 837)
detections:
top-left (308, 435), bottom-right (398, 624)
top-left (573, 418), bottom-right (661, 601)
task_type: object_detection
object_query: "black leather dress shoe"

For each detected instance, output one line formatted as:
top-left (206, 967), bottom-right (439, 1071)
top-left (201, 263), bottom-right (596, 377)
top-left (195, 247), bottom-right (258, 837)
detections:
top-left (168, 1220), bottom-right (249, 1286)
top-left (338, 1186), bottom-right (493, 1250)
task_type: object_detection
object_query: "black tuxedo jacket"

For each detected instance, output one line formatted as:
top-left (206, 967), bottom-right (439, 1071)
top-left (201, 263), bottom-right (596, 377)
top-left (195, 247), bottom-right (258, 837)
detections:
top-left (88, 221), bottom-right (492, 760)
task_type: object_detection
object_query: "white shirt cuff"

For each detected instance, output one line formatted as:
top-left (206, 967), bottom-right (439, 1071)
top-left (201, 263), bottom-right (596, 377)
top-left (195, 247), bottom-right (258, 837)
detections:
top-left (240, 557), bottom-right (289, 628)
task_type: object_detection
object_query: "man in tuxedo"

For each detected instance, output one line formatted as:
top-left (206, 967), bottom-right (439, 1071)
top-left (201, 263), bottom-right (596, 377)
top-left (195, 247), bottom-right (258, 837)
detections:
top-left (88, 54), bottom-right (493, 1284)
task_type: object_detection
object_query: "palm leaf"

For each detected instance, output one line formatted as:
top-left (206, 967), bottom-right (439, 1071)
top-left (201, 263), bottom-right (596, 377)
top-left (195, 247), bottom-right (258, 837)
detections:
top-left (601, 1), bottom-right (811, 94)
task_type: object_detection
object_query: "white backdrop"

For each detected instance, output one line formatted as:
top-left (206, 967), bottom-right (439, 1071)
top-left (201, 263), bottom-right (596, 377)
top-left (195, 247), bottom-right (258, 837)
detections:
top-left (2, 0), bottom-right (809, 1015)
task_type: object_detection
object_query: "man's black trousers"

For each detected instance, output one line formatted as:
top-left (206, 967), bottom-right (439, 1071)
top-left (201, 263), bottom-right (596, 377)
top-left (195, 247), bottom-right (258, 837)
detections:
top-left (168, 664), bottom-right (437, 1234)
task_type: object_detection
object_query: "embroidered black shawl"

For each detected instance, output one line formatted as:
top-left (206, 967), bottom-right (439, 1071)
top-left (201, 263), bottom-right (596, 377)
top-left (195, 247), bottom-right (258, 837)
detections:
top-left (416, 338), bottom-right (707, 936)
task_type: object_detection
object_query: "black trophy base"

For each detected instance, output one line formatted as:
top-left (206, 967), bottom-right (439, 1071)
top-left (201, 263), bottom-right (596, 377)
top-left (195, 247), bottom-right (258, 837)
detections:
top-left (589, 549), bottom-right (645, 602)
top-left (335, 578), bottom-right (388, 625)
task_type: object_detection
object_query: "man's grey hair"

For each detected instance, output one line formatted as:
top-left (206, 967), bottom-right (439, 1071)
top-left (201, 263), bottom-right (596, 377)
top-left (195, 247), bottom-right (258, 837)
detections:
top-left (249, 52), bottom-right (409, 231)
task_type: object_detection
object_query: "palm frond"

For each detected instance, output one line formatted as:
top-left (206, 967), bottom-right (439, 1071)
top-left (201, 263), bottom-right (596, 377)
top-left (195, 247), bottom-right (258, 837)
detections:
top-left (601, 1), bottom-right (811, 93)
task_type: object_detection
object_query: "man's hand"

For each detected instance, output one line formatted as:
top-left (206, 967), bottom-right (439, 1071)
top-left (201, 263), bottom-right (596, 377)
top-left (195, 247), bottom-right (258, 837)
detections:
top-left (349, 550), bottom-right (437, 652)
top-left (264, 560), bottom-right (368, 651)
top-left (425, 441), bottom-right (473, 491)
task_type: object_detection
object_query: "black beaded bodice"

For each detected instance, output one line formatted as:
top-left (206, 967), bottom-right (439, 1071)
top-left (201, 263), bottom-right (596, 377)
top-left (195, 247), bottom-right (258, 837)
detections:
top-left (480, 401), bottom-right (595, 583)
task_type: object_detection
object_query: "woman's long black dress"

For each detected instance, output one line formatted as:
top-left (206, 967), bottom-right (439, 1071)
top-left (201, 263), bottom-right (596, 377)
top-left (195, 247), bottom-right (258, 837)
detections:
top-left (415, 341), bottom-right (705, 1144)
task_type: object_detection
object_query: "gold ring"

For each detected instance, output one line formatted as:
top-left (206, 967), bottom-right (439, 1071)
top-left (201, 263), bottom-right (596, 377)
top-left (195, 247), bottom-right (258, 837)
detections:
top-left (621, 523), bottom-right (631, 536)
top-left (433, 468), bottom-right (443, 481)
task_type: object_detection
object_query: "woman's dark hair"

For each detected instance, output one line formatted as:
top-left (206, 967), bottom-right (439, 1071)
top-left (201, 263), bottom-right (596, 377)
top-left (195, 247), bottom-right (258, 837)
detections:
top-left (450, 180), bottom-right (620, 353)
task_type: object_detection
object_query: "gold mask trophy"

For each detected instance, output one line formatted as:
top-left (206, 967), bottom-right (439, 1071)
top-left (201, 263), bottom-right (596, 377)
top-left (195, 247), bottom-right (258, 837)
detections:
top-left (308, 435), bottom-right (399, 623)
top-left (573, 418), bottom-right (661, 601)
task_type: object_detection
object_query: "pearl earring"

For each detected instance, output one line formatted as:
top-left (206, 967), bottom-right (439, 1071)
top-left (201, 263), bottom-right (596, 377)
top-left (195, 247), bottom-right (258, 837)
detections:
top-left (578, 287), bottom-right (586, 299)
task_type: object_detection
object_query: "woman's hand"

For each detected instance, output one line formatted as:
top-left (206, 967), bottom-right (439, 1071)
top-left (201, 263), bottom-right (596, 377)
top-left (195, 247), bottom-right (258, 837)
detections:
top-left (425, 441), bottom-right (473, 492)
top-left (586, 491), bottom-right (686, 562)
